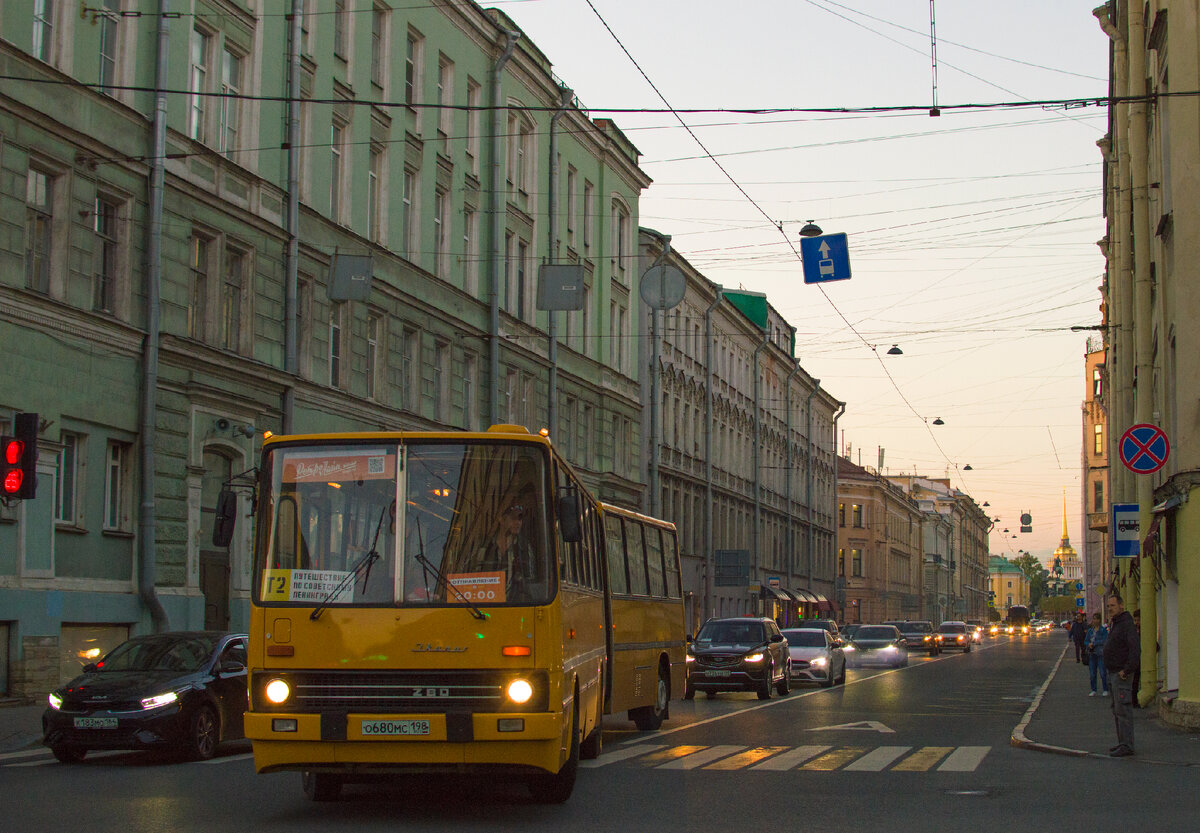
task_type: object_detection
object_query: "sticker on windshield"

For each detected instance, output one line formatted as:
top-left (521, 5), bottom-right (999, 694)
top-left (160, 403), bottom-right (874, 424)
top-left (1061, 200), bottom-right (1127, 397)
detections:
top-left (262, 569), bottom-right (354, 603)
top-left (445, 571), bottom-right (506, 604)
top-left (280, 448), bottom-right (395, 483)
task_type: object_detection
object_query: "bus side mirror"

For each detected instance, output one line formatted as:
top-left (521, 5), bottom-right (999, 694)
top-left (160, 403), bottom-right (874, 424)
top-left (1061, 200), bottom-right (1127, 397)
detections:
top-left (557, 491), bottom-right (582, 543)
top-left (212, 488), bottom-right (238, 548)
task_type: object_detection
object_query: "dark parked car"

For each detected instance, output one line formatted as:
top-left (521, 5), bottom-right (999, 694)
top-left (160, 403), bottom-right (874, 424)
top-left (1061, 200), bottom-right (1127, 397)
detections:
top-left (43, 631), bottom-right (248, 763)
top-left (685, 617), bottom-right (790, 700)
top-left (847, 624), bottom-right (909, 668)
top-left (937, 621), bottom-right (973, 653)
top-left (885, 621), bottom-right (941, 655)
top-left (797, 619), bottom-right (841, 639)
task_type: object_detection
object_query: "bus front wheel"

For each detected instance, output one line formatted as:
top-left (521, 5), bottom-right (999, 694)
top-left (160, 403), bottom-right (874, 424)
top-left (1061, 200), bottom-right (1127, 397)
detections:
top-left (528, 700), bottom-right (580, 804)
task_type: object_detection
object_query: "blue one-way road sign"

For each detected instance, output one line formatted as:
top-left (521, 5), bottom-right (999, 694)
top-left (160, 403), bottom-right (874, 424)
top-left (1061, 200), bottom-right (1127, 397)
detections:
top-left (801, 233), bottom-right (851, 284)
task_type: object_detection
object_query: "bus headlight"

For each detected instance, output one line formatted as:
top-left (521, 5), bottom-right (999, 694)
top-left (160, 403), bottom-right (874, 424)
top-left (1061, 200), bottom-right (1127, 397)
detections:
top-left (265, 678), bottom-right (291, 705)
top-left (507, 678), bottom-right (533, 704)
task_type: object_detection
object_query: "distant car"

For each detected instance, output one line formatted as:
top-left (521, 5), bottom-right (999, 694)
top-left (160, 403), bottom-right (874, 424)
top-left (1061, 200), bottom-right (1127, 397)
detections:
top-left (988, 623), bottom-right (1001, 637)
top-left (886, 621), bottom-right (941, 655)
top-left (937, 621), bottom-right (973, 653)
top-left (847, 624), bottom-right (909, 668)
top-left (796, 619), bottom-right (841, 639)
top-left (685, 617), bottom-right (790, 700)
top-left (964, 621), bottom-right (985, 643)
top-left (43, 631), bottom-right (248, 763)
top-left (782, 628), bottom-right (846, 687)
top-left (840, 623), bottom-right (862, 642)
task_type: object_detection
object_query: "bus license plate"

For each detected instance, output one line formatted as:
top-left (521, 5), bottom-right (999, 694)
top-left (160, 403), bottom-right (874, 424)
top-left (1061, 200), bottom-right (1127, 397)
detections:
top-left (74, 717), bottom-right (117, 729)
top-left (361, 719), bottom-right (431, 736)
top-left (707, 670), bottom-right (731, 678)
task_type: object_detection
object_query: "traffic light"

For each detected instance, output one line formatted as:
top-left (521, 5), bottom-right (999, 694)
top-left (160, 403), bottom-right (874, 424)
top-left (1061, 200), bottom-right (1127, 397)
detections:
top-left (1, 413), bottom-right (38, 500)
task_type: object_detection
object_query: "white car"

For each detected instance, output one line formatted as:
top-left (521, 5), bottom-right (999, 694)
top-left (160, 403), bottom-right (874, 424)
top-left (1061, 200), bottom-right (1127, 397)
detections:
top-left (782, 628), bottom-right (846, 688)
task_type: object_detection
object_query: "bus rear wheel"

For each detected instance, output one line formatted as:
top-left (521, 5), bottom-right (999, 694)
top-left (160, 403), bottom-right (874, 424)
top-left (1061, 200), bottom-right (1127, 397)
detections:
top-left (631, 663), bottom-right (669, 730)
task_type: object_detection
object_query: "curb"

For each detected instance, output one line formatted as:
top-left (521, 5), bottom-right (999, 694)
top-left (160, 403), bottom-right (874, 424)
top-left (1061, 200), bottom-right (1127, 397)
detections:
top-left (1010, 644), bottom-right (1091, 757)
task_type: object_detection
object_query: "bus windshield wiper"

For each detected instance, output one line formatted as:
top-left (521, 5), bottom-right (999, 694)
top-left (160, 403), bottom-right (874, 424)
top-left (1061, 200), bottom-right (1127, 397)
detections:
top-left (413, 518), bottom-right (488, 621)
top-left (310, 504), bottom-right (387, 621)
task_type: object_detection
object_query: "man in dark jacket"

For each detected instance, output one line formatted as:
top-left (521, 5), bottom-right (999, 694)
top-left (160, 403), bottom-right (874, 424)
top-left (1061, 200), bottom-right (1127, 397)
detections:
top-left (1103, 593), bottom-right (1140, 757)
top-left (1069, 612), bottom-right (1088, 662)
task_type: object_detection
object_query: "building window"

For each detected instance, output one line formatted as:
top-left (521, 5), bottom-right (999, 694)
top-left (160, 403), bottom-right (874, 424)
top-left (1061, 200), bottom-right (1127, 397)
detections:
top-left (463, 352), bottom-right (477, 430)
top-left (852, 504), bottom-right (863, 527)
top-left (1093, 480), bottom-right (1104, 513)
top-left (219, 48), bottom-right (242, 158)
top-left (188, 234), bottom-right (211, 340)
top-left (583, 180), bottom-right (594, 250)
top-left (566, 165), bottom-right (577, 246)
top-left (405, 31), bottom-right (422, 108)
top-left (366, 312), bottom-right (381, 400)
top-left (435, 341), bottom-right (450, 422)
top-left (330, 120), bottom-right (345, 222)
top-left (56, 433), bottom-right (79, 524)
top-left (329, 304), bottom-right (344, 388)
top-left (465, 78), bottom-right (481, 174)
top-left (93, 197), bottom-right (118, 313)
top-left (612, 202), bottom-right (630, 284)
top-left (463, 205), bottom-right (478, 295)
top-left (297, 276), bottom-right (313, 378)
top-left (104, 442), bottom-right (130, 531)
top-left (851, 548), bottom-right (862, 577)
top-left (1093, 424), bottom-right (1103, 455)
top-left (221, 248), bottom-right (244, 353)
top-left (188, 27), bottom-right (210, 142)
top-left (838, 502), bottom-right (845, 527)
top-left (98, 0), bottom-right (119, 96)
top-left (33, 0), bottom-right (54, 63)
top-left (437, 55), bottom-right (453, 153)
top-left (433, 188), bottom-right (448, 278)
top-left (25, 169), bottom-right (53, 294)
top-left (370, 4), bottom-right (387, 88)
top-left (402, 328), bottom-right (421, 411)
top-left (401, 168), bottom-right (415, 257)
top-left (333, 0), bottom-right (348, 58)
top-left (1092, 367), bottom-right (1103, 398)
top-left (515, 240), bottom-right (528, 320)
top-left (368, 144), bottom-right (383, 243)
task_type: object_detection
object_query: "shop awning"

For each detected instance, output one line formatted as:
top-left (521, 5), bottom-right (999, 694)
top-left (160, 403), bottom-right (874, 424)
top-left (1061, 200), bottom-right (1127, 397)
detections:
top-left (778, 588), bottom-right (804, 604)
top-left (760, 585), bottom-right (789, 601)
top-left (790, 588), bottom-right (819, 604)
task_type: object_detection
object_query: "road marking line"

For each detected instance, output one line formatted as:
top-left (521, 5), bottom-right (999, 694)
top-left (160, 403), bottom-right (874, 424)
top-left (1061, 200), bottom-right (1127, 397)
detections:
top-left (892, 746), bottom-right (953, 771)
top-left (198, 753), bottom-right (255, 765)
top-left (657, 745), bottom-right (746, 770)
top-left (580, 743), bottom-right (666, 768)
top-left (938, 746), bottom-right (991, 771)
top-left (704, 746), bottom-right (790, 770)
top-left (634, 745), bottom-right (708, 766)
top-left (748, 745), bottom-right (831, 770)
top-left (843, 746), bottom-right (912, 771)
top-left (801, 747), bottom-right (867, 771)
top-left (0, 749), bottom-right (50, 762)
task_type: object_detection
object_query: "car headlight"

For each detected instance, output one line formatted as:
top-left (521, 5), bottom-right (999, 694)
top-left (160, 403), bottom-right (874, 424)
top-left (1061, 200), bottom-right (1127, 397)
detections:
top-left (48, 692), bottom-right (63, 710)
top-left (923, 636), bottom-right (931, 642)
top-left (507, 678), bottom-right (533, 704)
top-left (842, 645), bottom-right (855, 652)
top-left (881, 645), bottom-right (896, 652)
top-left (956, 636), bottom-right (965, 642)
top-left (686, 653), bottom-right (695, 663)
top-left (811, 656), bottom-right (827, 667)
top-left (743, 652), bottom-right (765, 664)
top-left (140, 690), bottom-right (180, 710)
top-left (265, 678), bottom-right (291, 705)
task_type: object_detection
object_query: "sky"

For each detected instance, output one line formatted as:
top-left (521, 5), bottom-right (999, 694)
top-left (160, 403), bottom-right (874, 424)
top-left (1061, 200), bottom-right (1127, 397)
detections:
top-left (491, 0), bottom-right (1110, 566)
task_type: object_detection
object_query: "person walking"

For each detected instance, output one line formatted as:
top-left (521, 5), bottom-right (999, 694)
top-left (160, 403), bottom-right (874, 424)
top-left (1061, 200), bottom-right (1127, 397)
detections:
top-left (1103, 593), bottom-right (1140, 757)
top-left (1085, 612), bottom-right (1109, 696)
top-left (1069, 611), bottom-right (1088, 663)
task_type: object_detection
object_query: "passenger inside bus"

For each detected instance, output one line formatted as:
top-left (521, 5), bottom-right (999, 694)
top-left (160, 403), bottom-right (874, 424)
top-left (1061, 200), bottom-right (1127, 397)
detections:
top-left (479, 488), bottom-right (539, 602)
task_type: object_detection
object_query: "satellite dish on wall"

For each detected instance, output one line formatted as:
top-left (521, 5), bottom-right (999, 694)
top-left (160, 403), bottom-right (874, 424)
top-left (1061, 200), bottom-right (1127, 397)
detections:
top-left (639, 264), bottom-right (686, 310)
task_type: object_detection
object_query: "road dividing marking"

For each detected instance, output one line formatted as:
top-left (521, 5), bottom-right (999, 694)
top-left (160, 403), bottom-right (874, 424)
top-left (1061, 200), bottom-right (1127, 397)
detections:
top-left (657, 745), bottom-right (746, 769)
top-left (748, 745), bottom-right (831, 770)
top-left (580, 743), bottom-right (666, 768)
top-left (704, 746), bottom-right (790, 770)
top-left (633, 745), bottom-right (709, 766)
top-left (801, 747), bottom-right (867, 770)
top-left (843, 746), bottom-right (912, 771)
top-left (938, 746), bottom-right (991, 771)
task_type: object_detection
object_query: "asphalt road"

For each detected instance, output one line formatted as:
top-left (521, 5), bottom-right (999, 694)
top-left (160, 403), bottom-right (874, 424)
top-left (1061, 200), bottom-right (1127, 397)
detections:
top-left (2, 633), bottom-right (1196, 832)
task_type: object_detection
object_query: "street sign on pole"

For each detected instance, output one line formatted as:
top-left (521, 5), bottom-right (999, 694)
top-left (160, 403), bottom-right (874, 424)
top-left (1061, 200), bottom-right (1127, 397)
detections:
top-left (1076, 597), bottom-right (1086, 608)
top-left (1112, 503), bottom-right (1139, 558)
top-left (800, 233), bottom-right (851, 284)
top-left (1119, 423), bottom-right (1170, 474)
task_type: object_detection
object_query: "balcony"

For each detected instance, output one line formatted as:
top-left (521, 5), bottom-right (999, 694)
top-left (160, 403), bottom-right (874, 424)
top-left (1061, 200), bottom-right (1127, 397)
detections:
top-left (1088, 511), bottom-right (1108, 532)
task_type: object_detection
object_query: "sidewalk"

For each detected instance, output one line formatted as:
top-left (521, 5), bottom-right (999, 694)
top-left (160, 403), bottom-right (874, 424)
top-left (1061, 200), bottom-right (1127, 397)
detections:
top-left (0, 699), bottom-right (45, 754)
top-left (1013, 643), bottom-right (1200, 766)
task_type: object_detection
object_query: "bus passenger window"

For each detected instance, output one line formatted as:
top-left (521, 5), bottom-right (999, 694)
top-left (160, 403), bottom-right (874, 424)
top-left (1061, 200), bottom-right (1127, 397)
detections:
top-left (625, 519), bottom-right (648, 595)
top-left (605, 515), bottom-right (628, 594)
top-left (644, 525), bottom-right (665, 598)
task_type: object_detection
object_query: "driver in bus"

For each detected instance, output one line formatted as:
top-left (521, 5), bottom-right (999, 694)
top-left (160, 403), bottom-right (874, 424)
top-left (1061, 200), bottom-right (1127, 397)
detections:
top-left (481, 489), bottom-right (536, 601)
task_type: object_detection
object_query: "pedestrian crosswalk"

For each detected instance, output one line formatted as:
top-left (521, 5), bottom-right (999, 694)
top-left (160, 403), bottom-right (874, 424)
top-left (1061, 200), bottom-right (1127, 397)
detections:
top-left (581, 743), bottom-right (991, 772)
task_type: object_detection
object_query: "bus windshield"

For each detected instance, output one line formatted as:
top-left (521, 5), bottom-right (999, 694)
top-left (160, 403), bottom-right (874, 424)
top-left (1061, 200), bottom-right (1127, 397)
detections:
top-left (255, 440), bottom-right (552, 608)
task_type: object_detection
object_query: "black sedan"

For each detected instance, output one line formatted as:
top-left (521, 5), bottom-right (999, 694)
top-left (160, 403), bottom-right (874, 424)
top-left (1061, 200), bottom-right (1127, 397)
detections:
top-left (685, 617), bottom-right (791, 700)
top-left (43, 631), bottom-right (248, 762)
top-left (846, 625), bottom-right (909, 668)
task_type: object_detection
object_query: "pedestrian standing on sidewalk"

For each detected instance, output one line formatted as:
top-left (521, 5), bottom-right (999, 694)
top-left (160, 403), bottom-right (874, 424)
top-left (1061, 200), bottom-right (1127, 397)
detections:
top-left (1069, 612), bottom-right (1088, 663)
top-left (1103, 593), bottom-right (1140, 757)
top-left (1085, 612), bottom-right (1109, 696)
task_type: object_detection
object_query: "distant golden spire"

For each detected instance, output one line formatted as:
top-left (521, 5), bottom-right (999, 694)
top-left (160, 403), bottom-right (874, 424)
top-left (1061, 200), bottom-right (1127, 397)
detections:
top-left (1062, 488), bottom-right (1069, 543)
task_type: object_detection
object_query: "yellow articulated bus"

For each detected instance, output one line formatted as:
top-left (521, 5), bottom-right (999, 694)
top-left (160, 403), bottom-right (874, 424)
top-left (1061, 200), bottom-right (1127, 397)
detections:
top-left (217, 425), bottom-right (685, 803)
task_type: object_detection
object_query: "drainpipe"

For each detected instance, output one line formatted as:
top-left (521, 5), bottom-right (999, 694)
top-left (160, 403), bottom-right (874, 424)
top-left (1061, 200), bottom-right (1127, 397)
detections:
top-left (488, 29), bottom-right (520, 426)
top-left (283, 0), bottom-right (302, 433)
top-left (703, 286), bottom-right (724, 620)
top-left (547, 85), bottom-right (572, 438)
top-left (138, 0), bottom-right (171, 632)
top-left (803, 383), bottom-right (820, 593)
top-left (1123, 0), bottom-right (1157, 709)
top-left (828, 401), bottom-right (846, 596)
top-left (644, 232), bottom-right (671, 519)
top-left (784, 360), bottom-right (801, 599)
top-left (752, 330), bottom-right (769, 613)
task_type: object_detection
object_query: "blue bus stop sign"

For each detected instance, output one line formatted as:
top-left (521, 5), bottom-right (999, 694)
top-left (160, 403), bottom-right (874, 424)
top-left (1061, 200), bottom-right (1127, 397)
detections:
top-left (800, 233), bottom-right (851, 284)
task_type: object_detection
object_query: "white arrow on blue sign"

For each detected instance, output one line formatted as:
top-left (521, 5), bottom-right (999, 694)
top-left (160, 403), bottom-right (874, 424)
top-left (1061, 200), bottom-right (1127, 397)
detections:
top-left (800, 233), bottom-right (852, 284)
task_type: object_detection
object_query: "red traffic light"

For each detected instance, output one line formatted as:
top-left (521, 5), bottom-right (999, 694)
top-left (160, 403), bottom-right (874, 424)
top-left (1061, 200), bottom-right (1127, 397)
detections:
top-left (4, 439), bottom-right (23, 466)
top-left (3, 468), bottom-right (22, 494)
